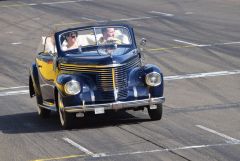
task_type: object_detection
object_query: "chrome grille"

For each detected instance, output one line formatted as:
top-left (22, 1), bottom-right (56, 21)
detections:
top-left (96, 69), bottom-right (113, 91)
top-left (59, 56), bottom-right (141, 101)
top-left (115, 56), bottom-right (141, 99)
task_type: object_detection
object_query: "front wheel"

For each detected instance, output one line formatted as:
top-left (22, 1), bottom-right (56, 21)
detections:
top-left (148, 104), bottom-right (162, 120)
top-left (58, 93), bottom-right (75, 129)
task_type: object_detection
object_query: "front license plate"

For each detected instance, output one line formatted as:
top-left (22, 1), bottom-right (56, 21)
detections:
top-left (94, 108), bottom-right (105, 114)
top-left (150, 105), bottom-right (157, 109)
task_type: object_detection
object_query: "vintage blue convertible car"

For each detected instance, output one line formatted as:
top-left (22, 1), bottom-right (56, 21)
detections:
top-left (29, 24), bottom-right (165, 128)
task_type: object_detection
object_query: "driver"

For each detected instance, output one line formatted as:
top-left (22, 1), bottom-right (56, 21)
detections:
top-left (98, 28), bottom-right (121, 44)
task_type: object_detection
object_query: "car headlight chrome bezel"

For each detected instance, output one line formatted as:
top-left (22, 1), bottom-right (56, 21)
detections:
top-left (145, 72), bottom-right (162, 87)
top-left (64, 80), bottom-right (81, 95)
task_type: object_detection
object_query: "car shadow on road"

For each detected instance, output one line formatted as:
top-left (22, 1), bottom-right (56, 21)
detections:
top-left (0, 111), bottom-right (151, 134)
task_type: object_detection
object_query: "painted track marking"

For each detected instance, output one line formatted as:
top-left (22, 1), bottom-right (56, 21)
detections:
top-left (111, 16), bottom-right (157, 22)
top-left (0, 90), bottom-right (28, 96)
top-left (148, 40), bottom-right (240, 52)
top-left (174, 39), bottom-right (208, 47)
top-left (173, 39), bottom-right (240, 49)
top-left (164, 70), bottom-right (240, 81)
top-left (0, 0), bottom-right (93, 8)
top-left (63, 137), bottom-right (95, 156)
top-left (41, 1), bottom-right (79, 5)
top-left (0, 86), bottom-right (28, 91)
top-left (81, 17), bottom-right (97, 21)
top-left (32, 142), bottom-right (240, 161)
top-left (54, 16), bottom-right (158, 26)
top-left (94, 142), bottom-right (240, 158)
top-left (150, 11), bottom-right (174, 17)
top-left (11, 42), bottom-right (22, 45)
top-left (147, 45), bottom-right (195, 51)
top-left (196, 125), bottom-right (240, 144)
top-left (215, 41), bottom-right (240, 45)
top-left (31, 154), bottom-right (87, 161)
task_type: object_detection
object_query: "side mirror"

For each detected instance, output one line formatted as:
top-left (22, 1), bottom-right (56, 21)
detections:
top-left (140, 38), bottom-right (147, 46)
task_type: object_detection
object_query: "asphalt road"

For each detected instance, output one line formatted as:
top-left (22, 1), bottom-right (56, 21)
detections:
top-left (0, 0), bottom-right (240, 160)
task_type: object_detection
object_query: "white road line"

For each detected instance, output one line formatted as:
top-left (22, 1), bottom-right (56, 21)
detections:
top-left (0, 86), bottom-right (28, 91)
top-left (1, 69), bottom-right (240, 97)
top-left (215, 41), bottom-right (240, 45)
top-left (174, 39), bottom-right (203, 47)
top-left (0, 90), bottom-right (28, 97)
top-left (54, 16), bottom-right (157, 26)
top-left (111, 16), bottom-right (157, 22)
top-left (150, 11), bottom-right (174, 17)
top-left (164, 70), bottom-right (240, 81)
top-left (85, 16), bottom-right (157, 23)
top-left (185, 12), bottom-right (194, 15)
top-left (196, 125), bottom-right (240, 144)
top-left (11, 42), bottom-right (22, 45)
top-left (63, 137), bottom-right (96, 156)
top-left (174, 39), bottom-right (240, 47)
top-left (42, 0), bottom-right (93, 5)
top-left (0, 0), bottom-right (92, 8)
top-left (81, 17), bottom-right (97, 21)
top-left (93, 142), bottom-right (240, 158)
top-left (42, 1), bottom-right (77, 5)
top-left (28, 3), bottom-right (37, 6)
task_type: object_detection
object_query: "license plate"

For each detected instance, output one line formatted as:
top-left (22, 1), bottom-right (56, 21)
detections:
top-left (150, 105), bottom-right (157, 109)
top-left (94, 108), bottom-right (105, 114)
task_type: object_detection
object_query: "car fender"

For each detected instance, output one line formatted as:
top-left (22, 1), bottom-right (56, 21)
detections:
top-left (144, 64), bottom-right (164, 97)
top-left (29, 63), bottom-right (41, 97)
top-left (56, 74), bottom-right (96, 107)
top-left (128, 64), bottom-right (164, 97)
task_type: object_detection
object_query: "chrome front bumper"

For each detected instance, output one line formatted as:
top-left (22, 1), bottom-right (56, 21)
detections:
top-left (64, 97), bottom-right (165, 113)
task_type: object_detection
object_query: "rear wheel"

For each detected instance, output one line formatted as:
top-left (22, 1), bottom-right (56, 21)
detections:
top-left (57, 93), bottom-right (75, 129)
top-left (148, 104), bottom-right (162, 120)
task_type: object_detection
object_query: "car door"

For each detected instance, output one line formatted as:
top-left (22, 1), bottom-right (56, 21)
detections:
top-left (36, 36), bottom-right (56, 105)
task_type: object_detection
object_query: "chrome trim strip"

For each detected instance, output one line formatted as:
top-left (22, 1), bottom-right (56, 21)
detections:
top-left (60, 63), bottom-right (122, 68)
top-left (133, 86), bottom-right (137, 98)
top-left (90, 90), bottom-right (95, 102)
top-left (64, 97), bottom-right (165, 113)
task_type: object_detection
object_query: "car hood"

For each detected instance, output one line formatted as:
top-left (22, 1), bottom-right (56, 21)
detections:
top-left (58, 48), bottom-right (138, 66)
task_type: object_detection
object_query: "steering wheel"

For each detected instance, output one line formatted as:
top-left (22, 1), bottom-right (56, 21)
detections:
top-left (106, 38), bottom-right (121, 44)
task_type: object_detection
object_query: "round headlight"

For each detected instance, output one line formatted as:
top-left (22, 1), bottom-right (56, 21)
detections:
top-left (145, 72), bottom-right (162, 86)
top-left (64, 80), bottom-right (81, 95)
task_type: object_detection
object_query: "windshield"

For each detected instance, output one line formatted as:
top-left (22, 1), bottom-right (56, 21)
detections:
top-left (59, 26), bottom-right (132, 53)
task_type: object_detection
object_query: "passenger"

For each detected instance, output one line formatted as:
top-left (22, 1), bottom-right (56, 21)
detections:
top-left (62, 31), bottom-right (79, 51)
top-left (43, 35), bottom-right (56, 54)
top-left (98, 27), bottom-right (121, 44)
